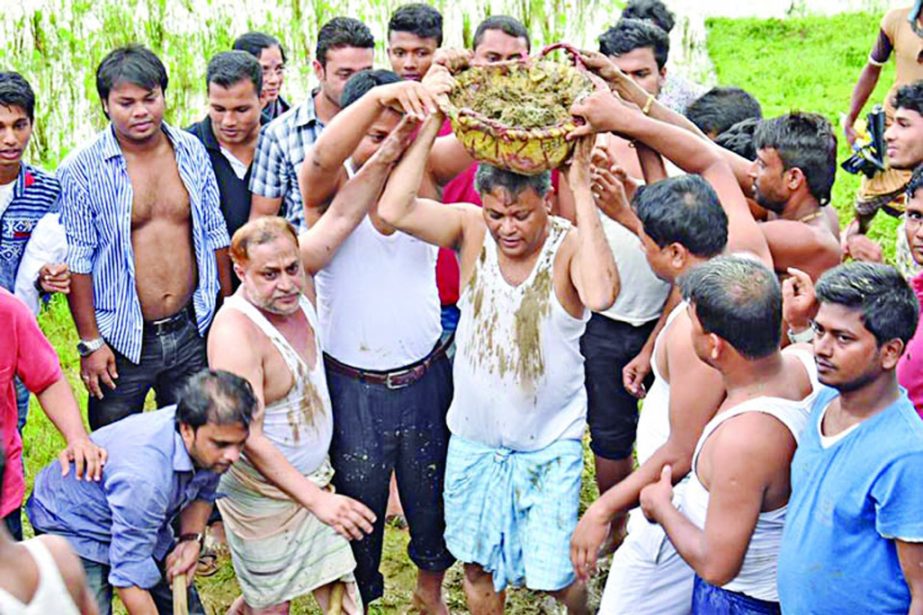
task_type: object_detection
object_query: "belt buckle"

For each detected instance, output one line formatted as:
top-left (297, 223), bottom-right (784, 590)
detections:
top-left (385, 369), bottom-right (411, 390)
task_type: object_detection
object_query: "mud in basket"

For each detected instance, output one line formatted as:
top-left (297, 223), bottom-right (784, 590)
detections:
top-left (440, 43), bottom-right (593, 176)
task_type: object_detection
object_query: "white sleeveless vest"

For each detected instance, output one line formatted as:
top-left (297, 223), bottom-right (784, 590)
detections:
top-left (448, 216), bottom-right (589, 451)
top-left (681, 347), bottom-right (820, 602)
top-left (0, 539), bottom-right (80, 615)
top-left (225, 294), bottom-right (333, 475)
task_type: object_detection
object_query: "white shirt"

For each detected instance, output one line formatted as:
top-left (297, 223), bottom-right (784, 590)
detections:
top-left (0, 181), bottom-right (14, 219)
top-left (13, 213), bottom-right (67, 314)
top-left (220, 147), bottom-right (248, 180)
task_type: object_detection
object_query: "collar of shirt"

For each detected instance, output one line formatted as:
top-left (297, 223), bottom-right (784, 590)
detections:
top-left (295, 89), bottom-right (322, 129)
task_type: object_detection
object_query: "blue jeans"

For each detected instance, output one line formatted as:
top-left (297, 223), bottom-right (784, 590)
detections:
top-left (327, 354), bottom-right (455, 605)
top-left (692, 575), bottom-right (781, 614)
top-left (88, 310), bottom-right (207, 430)
top-left (81, 557), bottom-right (205, 615)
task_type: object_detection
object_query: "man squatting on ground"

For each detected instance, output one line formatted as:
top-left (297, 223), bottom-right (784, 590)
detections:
top-left (207, 106), bottom-right (426, 611)
top-left (377, 99), bottom-right (619, 612)
top-left (27, 370), bottom-right (255, 615)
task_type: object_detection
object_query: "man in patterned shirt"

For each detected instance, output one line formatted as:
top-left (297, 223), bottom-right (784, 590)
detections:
top-left (60, 45), bottom-right (232, 430)
top-left (248, 17), bottom-right (374, 231)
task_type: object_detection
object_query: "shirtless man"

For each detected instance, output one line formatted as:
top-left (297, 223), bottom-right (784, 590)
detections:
top-left (639, 255), bottom-right (818, 614)
top-left (566, 85), bottom-right (772, 614)
top-left (209, 108), bottom-right (419, 613)
top-left (60, 45), bottom-right (232, 429)
top-left (378, 111), bottom-right (618, 613)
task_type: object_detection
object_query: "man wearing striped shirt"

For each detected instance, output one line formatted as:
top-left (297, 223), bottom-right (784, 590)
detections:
top-left (60, 45), bottom-right (233, 430)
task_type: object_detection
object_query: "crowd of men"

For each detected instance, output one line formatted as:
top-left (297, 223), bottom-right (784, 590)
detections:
top-left (2, 0), bottom-right (923, 613)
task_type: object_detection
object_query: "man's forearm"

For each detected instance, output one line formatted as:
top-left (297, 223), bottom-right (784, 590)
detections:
top-left (36, 377), bottom-right (89, 444)
top-left (178, 499), bottom-right (212, 536)
top-left (847, 63), bottom-right (883, 125)
top-left (627, 114), bottom-right (723, 177)
top-left (597, 442), bottom-right (693, 519)
top-left (67, 273), bottom-right (101, 340)
top-left (116, 586), bottom-right (158, 615)
top-left (653, 500), bottom-right (708, 574)
top-left (378, 115), bottom-right (442, 228)
top-left (249, 195), bottom-right (282, 220)
top-left (244, 435), bottom-right (327, 511)
top-left (573, 183), bottom-right (619, 310)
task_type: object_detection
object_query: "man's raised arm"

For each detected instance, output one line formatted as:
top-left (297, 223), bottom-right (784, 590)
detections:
top-left (571, 91), bottom-right (772, 267)
top-left (298, 80), bottom-right (440, 213)
top-left (378, 112), bottom-right (477, 250)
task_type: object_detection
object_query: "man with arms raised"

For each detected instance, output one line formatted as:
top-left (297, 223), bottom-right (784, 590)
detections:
top-left (566, 85), bottom-right (772, 614)
top-left (207, 114), bottom-right (418, 611)
top-left (249, 17), bottom-right (374, 230)
top-left (298, 68), bottom-right (465, 612)
top-left (776, 263), bottom-right (923, 613)
top-left (28, 370), bottom-right (254, 614)
top-left (188, 51), bottom-right (263, 249)
top-left (639, 255), bottom-right (818, 614)
top-left (60, 45), bottom-right (232, 429)
top-left (378, 106), bottom-right (618, 612)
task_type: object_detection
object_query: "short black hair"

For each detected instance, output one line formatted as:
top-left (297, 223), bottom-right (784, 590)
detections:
top-left (0, 72), bottom-right (35, 122)
top-left (715, 118), bottom-right (760, 161)
top-left (96, 45), bottom-right (168, 103)
top-left (475, 164), bottom-right (551, 199)
top-left (473, 15), bottom-right (531, 53)
top-left (621, 0), bottom-right (676, 33)
top-left (906, 164), bottom-right (923, 199)
top-left (633, 174), bottom-right (728, 257)
top-left (753, 112), bottom-right (837, 206)
top-left (341, 69), bottom-right (401, 108)
top-left (233, 31), bottom-right (287, 64)
top-left (894, 80), bottom-right (923, 116)
top-left (680, 255), bottom-right (782, 360)
top-left (598, 18), bottom-right (670, 70)
top-left (206, 51), bottom-right (262, 96)
top-left (175, 369), bottom-right (257, 432)
top-left (686, 87), bottom-right (763, 137)
top-left (389, 3), bottom-right (443, 46)
top-left (315, 17), bottom-right (375, 67)
top-left (815, 262), bottom-right (918, 348)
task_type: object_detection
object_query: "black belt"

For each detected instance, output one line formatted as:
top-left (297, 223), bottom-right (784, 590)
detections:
top-left (144, 304), bottom-right (195, 336)
top-left (324, 334), bottom-right (454, 390)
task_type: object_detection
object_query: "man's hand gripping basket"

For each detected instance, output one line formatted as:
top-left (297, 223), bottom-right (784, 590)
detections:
top-left (440, 43), bottom-right (593, 176)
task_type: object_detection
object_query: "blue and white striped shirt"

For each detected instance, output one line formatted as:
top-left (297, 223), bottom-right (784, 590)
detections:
top-left (0, 163), bottom-right (61, 293)
top-left (59, 123), bottom-right (231, 363)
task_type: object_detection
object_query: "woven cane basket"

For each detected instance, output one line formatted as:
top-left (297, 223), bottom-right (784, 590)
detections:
top-left (440, 43), bottom-right (592, 176)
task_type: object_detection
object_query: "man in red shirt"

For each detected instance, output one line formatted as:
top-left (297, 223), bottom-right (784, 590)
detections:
top-left (1, 287), bottom-right (105, 539)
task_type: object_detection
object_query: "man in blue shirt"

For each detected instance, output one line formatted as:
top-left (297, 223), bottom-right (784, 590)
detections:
top-left (27, 369), bottom-right (254, 615)
top-left (0, 72), bottom-right (68, 431)
top-left (778, 262), bottom-right (923, 613)
top-left (59, 45), bottom-right (233, 430)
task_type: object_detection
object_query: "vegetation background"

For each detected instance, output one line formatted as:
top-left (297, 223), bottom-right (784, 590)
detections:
top-left (8, 4), bottom-right (901, 614)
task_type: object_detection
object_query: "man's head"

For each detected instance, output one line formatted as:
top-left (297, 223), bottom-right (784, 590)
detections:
top-left (750, 112), bottom-right (837, 213)
top-left (313, 17), bottom-right (375, 111)
top-left (904, 165), bottom-right (923, 266)
top-left (475, 164), bottom-right (552, 258)
top-left (886, 80), bottom-right (923, 169)
top-left (472, 16), bottom-right (530, 64)
top-left (686, 87), bottom-right (763, 139)
top-left (620, 0), bottom-right (675, 33)
top-left (233, 32), bottom-right (286, 106)
top-left (230, 217), bottom-right (306, 316)
top-left (680, 255), bottom-right (781, 369)
top-left (387, 4), bottom-right (443, 81)
top-left (812, 263), bottom-right (917, 392)
top-left (96, 45), bottom-right (169, 144)
top-left (206, 51), bottom-right (262, 147)
top-left (714, 118), bottom-right (760, 161)
top-left (598, 19), bottom-right (669, 97)
top-left (633, 174), bottom-right (728, 283)
top-left (0, 72), bottom-right (35, 174)
top-left (340, 69), bottom-right (403, 168)
top-left (176, 370), bottom-right (256, 474)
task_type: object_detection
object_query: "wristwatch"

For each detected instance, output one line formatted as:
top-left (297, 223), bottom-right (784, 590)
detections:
top-left (787, 326), bottom-right (815, 345)
top-left (76, 337), bottom-right (106, 357)
top-left (177, 532), bottom-right (204, 547)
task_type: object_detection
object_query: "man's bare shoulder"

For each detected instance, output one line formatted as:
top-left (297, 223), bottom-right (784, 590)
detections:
top-left (210, 301), bottom-right (263, 348)
top-left (709, 411), bottom-right (797, 469)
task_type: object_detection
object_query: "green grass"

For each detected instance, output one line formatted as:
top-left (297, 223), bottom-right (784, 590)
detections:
top-left (18, 9), bottom-right (909, 614)
top-left (706, 11), bottom-right (902, 260)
